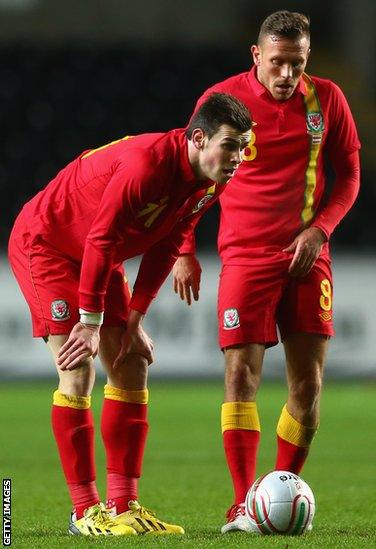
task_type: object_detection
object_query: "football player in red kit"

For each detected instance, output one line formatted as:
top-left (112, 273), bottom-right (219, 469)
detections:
top-left (8, 93), bottom-right (252, 536)
top-left (173, 11), bottom-right (360, 533)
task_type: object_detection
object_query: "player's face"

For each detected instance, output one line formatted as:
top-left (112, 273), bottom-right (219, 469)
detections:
top-left (199, 124), bottom-right (251, 185)
top-left (252, 35), bottom-right (310, 101)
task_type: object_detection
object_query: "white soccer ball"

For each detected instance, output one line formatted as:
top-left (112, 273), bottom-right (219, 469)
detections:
top-left (245, 470), bottom-right (315, 535)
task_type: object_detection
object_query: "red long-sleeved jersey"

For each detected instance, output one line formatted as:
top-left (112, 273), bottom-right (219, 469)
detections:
top-left (180, 67), bottom-right (360, 261)
top-left (15, 129), bottom-right (223, 313)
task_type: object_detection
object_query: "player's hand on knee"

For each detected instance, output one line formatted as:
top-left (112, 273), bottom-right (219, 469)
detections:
top-left (173, 254), bottom-right (202, 305)
top-left (113, 325), bottom-right (154, 369)
top-left (57, 322), bottom-right (100, 371)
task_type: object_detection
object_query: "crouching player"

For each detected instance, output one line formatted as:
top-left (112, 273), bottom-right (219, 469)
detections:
top-left (8, 93), bottom-right (252, 536)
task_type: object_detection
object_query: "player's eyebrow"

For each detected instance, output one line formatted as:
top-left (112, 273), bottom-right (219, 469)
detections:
top-left (221, 137), bottom-right (244, 145)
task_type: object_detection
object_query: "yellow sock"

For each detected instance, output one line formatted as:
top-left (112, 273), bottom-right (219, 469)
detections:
top-left (221, 401), bottom-right (260, 433)
top-left (53, 389), bottom-right (91, 409)
top-left (277, 405), bottom-right (317, 447)
top-left (104, 384), bottom-right (149, 404)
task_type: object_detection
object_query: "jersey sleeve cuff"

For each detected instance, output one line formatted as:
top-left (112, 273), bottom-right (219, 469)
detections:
top-left (179, 244), bottom-right (196, 254)
top-left (179, 232), bottom-right (196, 255)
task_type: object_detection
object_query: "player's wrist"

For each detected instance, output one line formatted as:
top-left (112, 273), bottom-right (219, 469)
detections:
top-left (127, 308), bottom-right (144, 328)
top-left (79, 309), bottom-right (104, 326)
top-left (311, 226), bottom-right (328, 243)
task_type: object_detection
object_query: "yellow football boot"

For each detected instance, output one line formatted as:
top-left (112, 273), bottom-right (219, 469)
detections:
top-left (69, 502), bottom-right (137, 536)
top-left (113, 500), bottom-right (184, 535)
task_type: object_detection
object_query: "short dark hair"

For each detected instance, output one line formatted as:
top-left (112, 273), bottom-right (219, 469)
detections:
top-left (186, 93), bottom-right (252, 139)
top-left (258, 11), bottom-right (310, 44)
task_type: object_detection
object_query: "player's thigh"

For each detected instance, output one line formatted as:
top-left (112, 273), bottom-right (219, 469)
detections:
top-left (218, 262), bottom-right (287, 349)
top-left (278, 255), bottom-right (334, 340)
top-left (9, 236), bottom-right (80, 337)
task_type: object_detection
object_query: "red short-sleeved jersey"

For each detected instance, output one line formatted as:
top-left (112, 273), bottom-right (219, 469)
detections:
top-left (187, 67), bottom-right (360, 263)
top-left (10, 129), bottom-right (223, 313)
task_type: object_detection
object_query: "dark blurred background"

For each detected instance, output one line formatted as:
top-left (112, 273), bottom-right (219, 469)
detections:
top-left (1, 0), bottom-right (375, 252)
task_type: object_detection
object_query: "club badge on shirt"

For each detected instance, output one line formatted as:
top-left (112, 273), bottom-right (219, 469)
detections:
top-left (306, 112), bottom-right (324, 145)
top-left (223, 308), bottom-right (240, 330)
top-left (51, 300), bottom-right (70, 321)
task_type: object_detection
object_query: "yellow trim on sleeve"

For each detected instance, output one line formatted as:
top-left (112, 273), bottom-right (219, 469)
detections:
top-left (277, 405), bottom-right (317, 448)
top-left (221, 401), bottom-right (260, 433)
top-left (53, 390), bottom-right (91, 409)
top-left (104, 384), bottom-right (149, 404)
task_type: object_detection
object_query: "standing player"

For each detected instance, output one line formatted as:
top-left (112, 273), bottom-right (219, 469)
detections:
top-left (173, 11), bottom-right (360, 533)
top-left (8, 93), bottom-right (252, 537)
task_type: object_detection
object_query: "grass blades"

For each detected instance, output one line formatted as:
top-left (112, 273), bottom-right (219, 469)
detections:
top-left (1, 380), bottom-right (375, 548)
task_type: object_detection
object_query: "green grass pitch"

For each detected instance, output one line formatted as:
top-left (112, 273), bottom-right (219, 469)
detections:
top-left (1, 380), bottom-right (375, 548)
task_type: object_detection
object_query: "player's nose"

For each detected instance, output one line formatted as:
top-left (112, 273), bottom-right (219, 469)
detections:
top-left (232, 149), bottom-right (242, 165)
top-left (280, 63), bottom-right (293, 78)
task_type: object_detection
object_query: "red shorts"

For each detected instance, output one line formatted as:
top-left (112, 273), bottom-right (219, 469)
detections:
top-left (8, 226), bottom-right (130, 338)
top-left (218, 253), bottom-right (334, 349)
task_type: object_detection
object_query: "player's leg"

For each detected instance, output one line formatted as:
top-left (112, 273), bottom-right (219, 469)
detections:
top-left (276, 256), bottom-right (334, 472)
top-left (218, 262), bottom-right (283, 533)
top-left (99, 326), bottom-right (149, 513)
top-left (47, 335), bottom-right (100, 518)
top-left (223, 344), bottom-right (264, 505)
top-left (99, 327), bottom-right (184, 534)
top-left (8, 238), bottom-right (135, 535)
top-left (221, 344), bottom-right (264, 532)
top-left (48, 337), bottom-right (137, 537)
top-left (98, 269), bottom-right (183, 534)
top-left (276, 333), bottom-right (328, 472)
top-left (98, 268), bottom-right (148, 514)
top-left (9, 235), bottom-right (98, 518)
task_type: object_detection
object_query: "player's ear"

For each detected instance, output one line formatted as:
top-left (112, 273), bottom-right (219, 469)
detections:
top-left (251, 44), bottom-right (260, 65)
top-left (191, 128), bottom-right (205, 150)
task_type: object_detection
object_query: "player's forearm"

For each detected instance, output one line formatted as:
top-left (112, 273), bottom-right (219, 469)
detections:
top-left (78, 238), bottom-right (115, 311)
top-left (178, 190), bottom-right (221, 255)
top-left (131, 226), bottom-right (192, 314)
top-left (127, 308), bottom-right (145, 328)
top-left (312, 150), bottom-right (360, 238)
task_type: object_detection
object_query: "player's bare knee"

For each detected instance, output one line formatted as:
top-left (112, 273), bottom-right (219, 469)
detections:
top-left (58, 358), bottom-right (95, 396)
top-left (225, 355), bottom-right (261, 398)
top-left (289, 375), bottom-right (322, 410)
top-left (106, 354), bottom-right (148, 390)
